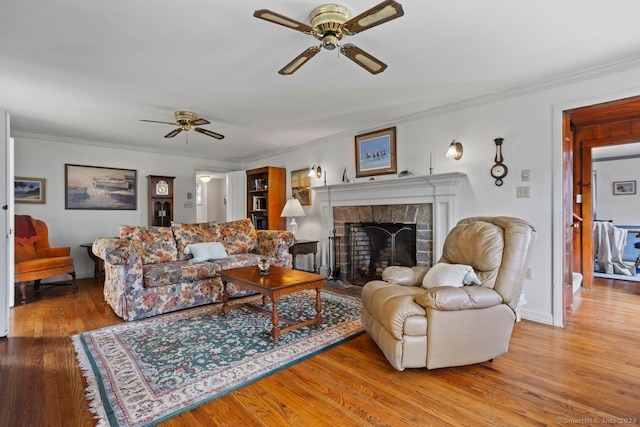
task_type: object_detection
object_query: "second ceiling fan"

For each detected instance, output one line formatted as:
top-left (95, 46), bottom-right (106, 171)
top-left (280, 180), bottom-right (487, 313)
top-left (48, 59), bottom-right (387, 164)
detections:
top-left (254, 0), bottom-right (404, 75)
top-left (140, 111), bottom-right (224, 140)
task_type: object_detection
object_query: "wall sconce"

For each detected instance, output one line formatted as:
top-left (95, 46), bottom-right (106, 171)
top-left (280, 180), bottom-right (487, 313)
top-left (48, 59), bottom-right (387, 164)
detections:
top-left (280, 197), bottom-right (306, 237)
top-left (446, 140), bottom-right (463, 160)
top-left (199, 175), bottom-right (212, 183)
top-left (308, 165), bottom-right (323, 178)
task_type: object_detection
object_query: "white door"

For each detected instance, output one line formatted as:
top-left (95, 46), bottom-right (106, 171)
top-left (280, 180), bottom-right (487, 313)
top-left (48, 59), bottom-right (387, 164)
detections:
top-left (226, 170), bottom-right (246, 221)
top-left (1, 111), bottom-right (13, 337)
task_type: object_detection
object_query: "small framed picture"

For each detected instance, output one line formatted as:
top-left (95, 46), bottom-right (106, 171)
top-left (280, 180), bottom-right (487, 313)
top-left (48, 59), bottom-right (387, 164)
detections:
top-left (355, 126), bottom-right (397, 178)
top-left (613, 180), bottom-right (636, 195)
top-left (15, 177), bottom-right (46, 204)
top-left (291, 168), bottom-right (311, 206)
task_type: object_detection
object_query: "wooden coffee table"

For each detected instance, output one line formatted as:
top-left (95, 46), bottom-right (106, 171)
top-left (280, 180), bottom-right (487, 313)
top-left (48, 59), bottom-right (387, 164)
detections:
top-left (219, 266), bottom-right (326, 343)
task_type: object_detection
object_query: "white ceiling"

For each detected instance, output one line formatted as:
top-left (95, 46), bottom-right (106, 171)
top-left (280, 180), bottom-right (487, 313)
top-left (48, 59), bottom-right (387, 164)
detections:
top-left (3, 0), bottom-right (640, 163)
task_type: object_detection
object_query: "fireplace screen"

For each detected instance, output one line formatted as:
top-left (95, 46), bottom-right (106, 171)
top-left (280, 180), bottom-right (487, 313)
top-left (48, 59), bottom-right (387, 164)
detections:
top-left (347, 222), bottom-right (417, 285)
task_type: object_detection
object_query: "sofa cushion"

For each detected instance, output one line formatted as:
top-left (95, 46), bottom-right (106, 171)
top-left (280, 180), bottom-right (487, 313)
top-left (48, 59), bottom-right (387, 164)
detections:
top-left (143, 261), bottom-right (218, 288)
top-left (421, 263), bottom-right (481, 289)
top-left (208, 253), bottom-right (283, 270)
top-left (171, 222), bottom-right (217, 260)
top-left (186, 242), bottom-right (228, 262)
top-left (210, 218), bottom-right (258, 255)
top-left (119, 225), bottom-right (178, 264)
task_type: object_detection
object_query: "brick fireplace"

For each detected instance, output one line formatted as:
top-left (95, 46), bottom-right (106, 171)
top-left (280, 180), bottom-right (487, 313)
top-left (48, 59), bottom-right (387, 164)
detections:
top-left (312, 172), bottom-right (466, 280)
top-left (333, 204), bottom-right (431, 283)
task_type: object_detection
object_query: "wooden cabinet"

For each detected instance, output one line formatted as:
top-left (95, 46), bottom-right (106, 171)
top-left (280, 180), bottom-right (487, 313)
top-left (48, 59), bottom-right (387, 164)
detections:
top-left (147, 175), bottom-right (175, 227)
top-left (246, 166), bottom-right (286, 230)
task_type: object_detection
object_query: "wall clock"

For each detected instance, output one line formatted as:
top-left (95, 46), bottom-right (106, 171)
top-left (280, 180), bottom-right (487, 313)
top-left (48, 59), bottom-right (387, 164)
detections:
top-left (490, 137), bottom-right (507, 186)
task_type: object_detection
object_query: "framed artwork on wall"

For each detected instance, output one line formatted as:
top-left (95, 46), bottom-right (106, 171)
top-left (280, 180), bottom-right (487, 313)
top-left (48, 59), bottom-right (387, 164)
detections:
top-left (65, 164), bottom-right (137, 210)
top-left (291, 168), bottom-right (311, 206)
top-left (613, 180), bottom-right (636, 195)
top-left (355, 126), bottom-right (397, 178)
top-left (15, 177), bottom-right (46, 204)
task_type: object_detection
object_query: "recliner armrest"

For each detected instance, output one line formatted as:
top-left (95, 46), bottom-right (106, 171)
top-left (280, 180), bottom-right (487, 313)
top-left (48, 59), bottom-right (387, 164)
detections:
top-left (415, 286), bottom-right (502, 311)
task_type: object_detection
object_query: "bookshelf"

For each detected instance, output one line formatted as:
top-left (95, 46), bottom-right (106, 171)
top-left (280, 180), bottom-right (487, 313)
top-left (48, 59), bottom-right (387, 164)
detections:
top-left (246, 166), bottom-right (286, 230)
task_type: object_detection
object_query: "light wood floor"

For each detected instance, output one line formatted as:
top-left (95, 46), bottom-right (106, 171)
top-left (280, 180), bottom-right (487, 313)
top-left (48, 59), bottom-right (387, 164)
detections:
top-left (1, 277), bottom-right (638, 426)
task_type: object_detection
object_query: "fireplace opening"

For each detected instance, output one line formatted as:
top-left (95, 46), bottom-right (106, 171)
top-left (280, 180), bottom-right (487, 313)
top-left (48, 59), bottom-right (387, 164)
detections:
top-left (347, 222), bottom-right (417, 285)
top-left (331, 204), bottom-right (433, 285)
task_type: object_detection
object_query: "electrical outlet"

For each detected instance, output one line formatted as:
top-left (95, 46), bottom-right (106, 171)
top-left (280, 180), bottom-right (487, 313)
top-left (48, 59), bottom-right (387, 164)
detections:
top-left (516, 186), bottom-right (530, 198)
top-left (525, 268), bottom-right (532, 279)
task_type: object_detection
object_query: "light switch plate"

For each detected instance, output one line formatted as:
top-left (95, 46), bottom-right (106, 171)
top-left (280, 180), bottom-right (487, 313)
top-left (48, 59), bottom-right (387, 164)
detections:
top-left (516, 186), bottom-right (530, 198)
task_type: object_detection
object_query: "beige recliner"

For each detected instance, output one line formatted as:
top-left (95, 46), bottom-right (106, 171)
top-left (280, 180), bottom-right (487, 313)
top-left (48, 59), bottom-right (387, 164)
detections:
top-left (361, 216), bottom-right (536, 370)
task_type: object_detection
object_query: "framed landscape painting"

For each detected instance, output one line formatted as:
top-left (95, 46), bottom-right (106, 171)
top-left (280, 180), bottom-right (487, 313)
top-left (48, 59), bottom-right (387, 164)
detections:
top-left (65, 164), bottom-right (137, 210)
top-left (355, 126), bottom-right (397, 178)
top-left (15, 177), bottom-right (46, 204)
top-left (613, 180), bottom-right (636, 195)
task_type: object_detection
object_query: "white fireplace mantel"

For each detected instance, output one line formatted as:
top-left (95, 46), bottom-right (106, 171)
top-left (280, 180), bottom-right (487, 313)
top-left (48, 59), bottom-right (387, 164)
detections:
top-left (312, 172), bottom-right (467, 276)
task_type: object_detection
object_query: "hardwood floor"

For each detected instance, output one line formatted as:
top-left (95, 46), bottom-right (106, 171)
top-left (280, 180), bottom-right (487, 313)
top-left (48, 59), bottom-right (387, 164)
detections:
top-left (1, 277), bottom-right (638, 426)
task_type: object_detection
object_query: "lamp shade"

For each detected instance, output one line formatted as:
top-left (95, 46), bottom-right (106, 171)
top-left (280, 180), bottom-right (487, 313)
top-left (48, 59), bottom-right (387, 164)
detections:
top-left (446, 140), bottom-right (463, 160)
top-left (280, 198), bottom-right (306, 218)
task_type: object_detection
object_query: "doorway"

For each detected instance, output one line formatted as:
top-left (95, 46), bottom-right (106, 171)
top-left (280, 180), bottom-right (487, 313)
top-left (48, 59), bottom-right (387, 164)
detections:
top-left (195, 171), bottom-right (228, 224)
top-left (563, 95), bottom-right (640, 324)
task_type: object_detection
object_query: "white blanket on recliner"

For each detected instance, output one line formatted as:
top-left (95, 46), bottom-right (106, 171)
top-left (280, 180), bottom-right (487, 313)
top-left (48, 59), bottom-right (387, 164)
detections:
top-left (593, 222), bottom-right (633, 275)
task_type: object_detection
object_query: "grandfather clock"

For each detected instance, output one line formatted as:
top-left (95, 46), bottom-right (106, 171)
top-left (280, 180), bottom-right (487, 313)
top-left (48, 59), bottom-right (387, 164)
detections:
top-left (147, 175), bottom-right (175, 226)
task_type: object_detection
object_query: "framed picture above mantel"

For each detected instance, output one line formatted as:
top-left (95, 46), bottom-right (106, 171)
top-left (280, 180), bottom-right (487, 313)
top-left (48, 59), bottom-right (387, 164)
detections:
top-left (355, 126), bottom-right (397, 178)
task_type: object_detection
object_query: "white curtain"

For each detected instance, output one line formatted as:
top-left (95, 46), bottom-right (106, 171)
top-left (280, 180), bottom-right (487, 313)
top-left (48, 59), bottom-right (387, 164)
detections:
top-left (593, 222), bottom-right (633, 275)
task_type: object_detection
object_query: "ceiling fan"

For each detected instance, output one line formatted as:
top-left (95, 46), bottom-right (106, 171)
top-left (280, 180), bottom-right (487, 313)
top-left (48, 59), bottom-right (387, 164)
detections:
top-left (140, 111), bottom-right (224, 140)
top-left (254, 0), bottom-right (404, 75)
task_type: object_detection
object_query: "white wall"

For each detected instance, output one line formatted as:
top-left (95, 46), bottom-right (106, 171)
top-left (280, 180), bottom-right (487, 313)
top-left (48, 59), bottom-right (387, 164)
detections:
top-left (594, 157), bottom-right (640, 224)
top-left (244, 65), bottom-right (640, 325)
top-left (13, 65), bottom-right (640, 325)
top-left (14, 135), bottom-right (241, 280)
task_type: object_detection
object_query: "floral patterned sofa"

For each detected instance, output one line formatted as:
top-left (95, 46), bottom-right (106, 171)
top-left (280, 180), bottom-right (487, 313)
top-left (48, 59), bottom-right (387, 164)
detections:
top-left (92, 218), bottom-right (294, 321)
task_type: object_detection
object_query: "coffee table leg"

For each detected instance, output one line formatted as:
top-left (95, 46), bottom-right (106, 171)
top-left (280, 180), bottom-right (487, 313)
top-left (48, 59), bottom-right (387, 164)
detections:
top-left (221, 280), bottom-right (230, 316)
top-left (315, 287), bottom-right (323, 328)
top-left (271, 298), bottom-right (280, 343)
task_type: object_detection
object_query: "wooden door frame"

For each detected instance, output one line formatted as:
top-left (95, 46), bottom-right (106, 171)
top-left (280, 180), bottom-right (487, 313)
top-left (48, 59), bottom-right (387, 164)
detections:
top-left (558, 94), bottom-right (640, 326)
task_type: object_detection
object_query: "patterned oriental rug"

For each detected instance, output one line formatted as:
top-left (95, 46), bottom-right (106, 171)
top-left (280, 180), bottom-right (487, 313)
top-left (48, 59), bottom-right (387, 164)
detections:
top-left (73, 290), bottom-right (363, 427)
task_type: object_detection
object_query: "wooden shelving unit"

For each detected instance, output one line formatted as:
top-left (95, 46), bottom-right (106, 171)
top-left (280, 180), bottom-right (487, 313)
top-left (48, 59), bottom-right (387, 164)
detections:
top-left (246, 166), bottom-right (286, 230)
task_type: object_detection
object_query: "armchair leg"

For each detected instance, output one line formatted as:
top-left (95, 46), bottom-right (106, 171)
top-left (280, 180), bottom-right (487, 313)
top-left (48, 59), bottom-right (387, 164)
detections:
top-left (33, 279), bottom-right (41, 291)
top-left (19, 282), bottom-right (27, 304)
top-left (70, 272), bottom-right (77, 290)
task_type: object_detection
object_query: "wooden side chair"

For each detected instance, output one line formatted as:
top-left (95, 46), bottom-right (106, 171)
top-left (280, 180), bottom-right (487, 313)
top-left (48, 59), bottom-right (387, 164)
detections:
top-left (14, 215), bottom-right (76, 304)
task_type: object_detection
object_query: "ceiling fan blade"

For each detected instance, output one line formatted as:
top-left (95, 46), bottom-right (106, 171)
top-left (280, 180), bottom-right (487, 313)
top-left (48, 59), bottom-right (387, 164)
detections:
top-left (191, 118), bottom-right (210, 126)
top-left (165, 128), bottom-right (182, 138)
top-left (141, 119), bottom-right (178, 125)
top-left (340, 44), bottom-right (387, 74)
top-left (343, 0), bottom-right (404, 35)
top-left (253, 9), bottom-right (315, 34)
top-left (194, 127), bottom-right (225, 140)
top-left (278, 47), bottom-right (321, 75)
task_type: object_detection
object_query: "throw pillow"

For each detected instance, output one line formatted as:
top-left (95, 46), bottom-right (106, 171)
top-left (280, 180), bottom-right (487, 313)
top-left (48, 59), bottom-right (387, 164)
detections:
top-left (186, 242), bottom-right (228, 263)
top-left (421, 263), bottom-right (481, 289)
top-left (119, 225), bottom-right (178, 264)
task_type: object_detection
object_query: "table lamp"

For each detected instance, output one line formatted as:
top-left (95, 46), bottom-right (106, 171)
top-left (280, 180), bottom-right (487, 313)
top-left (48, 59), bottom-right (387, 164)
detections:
top-left (280, 197), bottom-right (305, 237)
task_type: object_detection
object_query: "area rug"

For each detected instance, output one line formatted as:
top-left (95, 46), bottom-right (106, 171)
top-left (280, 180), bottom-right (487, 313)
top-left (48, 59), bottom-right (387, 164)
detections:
top-left (72, 290), bottom-right (363, 427)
